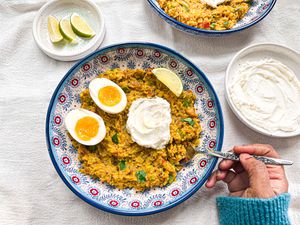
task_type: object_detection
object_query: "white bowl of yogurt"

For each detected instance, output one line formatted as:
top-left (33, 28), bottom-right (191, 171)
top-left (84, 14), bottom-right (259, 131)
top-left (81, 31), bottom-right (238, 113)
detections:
top-left (226, 43), bottom-right (300, 138)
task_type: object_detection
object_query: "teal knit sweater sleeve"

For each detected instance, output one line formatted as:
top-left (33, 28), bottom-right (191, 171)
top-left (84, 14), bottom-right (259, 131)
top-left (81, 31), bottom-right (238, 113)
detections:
top-left (216, 193), bottom-right (291, 225)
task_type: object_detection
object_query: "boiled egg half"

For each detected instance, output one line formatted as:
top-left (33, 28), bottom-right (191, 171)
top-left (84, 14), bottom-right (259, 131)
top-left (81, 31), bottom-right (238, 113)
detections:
top-left (65, 109), bottom-right (106, 146)
top-left (89, 78), bottom-right (127, 114)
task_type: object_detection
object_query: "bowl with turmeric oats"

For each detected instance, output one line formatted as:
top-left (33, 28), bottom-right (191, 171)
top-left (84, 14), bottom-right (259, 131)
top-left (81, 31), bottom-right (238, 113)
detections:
top-left (46, 42), bottom-right (224, 215)
top-left (147, 0), bottom-right (276, 35)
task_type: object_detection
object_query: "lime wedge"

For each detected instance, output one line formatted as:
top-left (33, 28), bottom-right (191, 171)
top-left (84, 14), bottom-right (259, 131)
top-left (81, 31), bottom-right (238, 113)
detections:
top-left (70, 13), bottom-right (95, 38)
top-left (47, 15), bottom-right (63, 43)
top-left (59, 16), bottom-right (77, 43)
top-left (152, 68), bottom-right (183, 97)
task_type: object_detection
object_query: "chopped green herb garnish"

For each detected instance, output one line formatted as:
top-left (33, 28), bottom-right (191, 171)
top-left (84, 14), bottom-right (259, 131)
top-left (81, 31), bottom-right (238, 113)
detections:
top-left (234, 7), bottom-right (243, 12)
top-left (177, 129), bottom-right (185, 138)
top-left (86, 98), bottom-right (94, 105)
top-left (88, 145), bottom-right (97, 152)
top-left (181, 118), bottom-right (195, 126)
top-left (223, 21), bottom-right (229, 27)
top-left (210, 23), bottom-right (216, 29)
top-left (147, 80), bottom-right (155, 86)
top-left (136, 170), bottom-right (147, 182)
top-left (183, 5), bottom-right (189, 12)
top-left (112, 133), bottom-right (119, 144)
top-left (168, 174), bottom-right (174, 183)
top-left (122, 86), bottom-right (131, 93)
top-left (180, 2), bottom-right (190, 12)
top-left (244, 0), bottom-right (253, 6)
top-left (119, 160), bottom-right (126, 170)
top-left (183, 99), bottom-right (191, 107)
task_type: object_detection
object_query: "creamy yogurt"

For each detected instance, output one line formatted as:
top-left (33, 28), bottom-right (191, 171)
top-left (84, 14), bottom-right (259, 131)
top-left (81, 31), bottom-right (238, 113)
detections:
top-left (126, 97), bottom-right (172, 149)
top-left (229, 58), bottom-right (300, 133)
top-left (201, 0), bottom-right (225, 8)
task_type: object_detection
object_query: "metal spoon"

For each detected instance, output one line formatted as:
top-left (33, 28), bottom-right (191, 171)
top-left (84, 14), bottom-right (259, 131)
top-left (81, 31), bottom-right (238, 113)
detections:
top-left (184, 146), bottom-right (293, 166)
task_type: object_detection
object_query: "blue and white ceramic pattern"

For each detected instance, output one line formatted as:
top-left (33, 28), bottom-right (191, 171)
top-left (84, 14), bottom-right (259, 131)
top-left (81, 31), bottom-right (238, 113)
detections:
top-left (147, 0), bottom-right (277, 35)
top-left (46, 43), bottom-right (224, 216)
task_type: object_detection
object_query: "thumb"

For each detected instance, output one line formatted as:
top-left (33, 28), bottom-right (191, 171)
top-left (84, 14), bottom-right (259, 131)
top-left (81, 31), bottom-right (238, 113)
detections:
top-left (239, 153), bottom-right (270, 188)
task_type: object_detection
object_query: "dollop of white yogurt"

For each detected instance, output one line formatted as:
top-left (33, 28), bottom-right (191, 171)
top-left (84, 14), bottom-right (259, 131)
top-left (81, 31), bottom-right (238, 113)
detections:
top-left (126, 97), bottom-right (172, 149)
top-left (201, 0), bottom-right (225, 8)
top-left (230, 58), bottom-right (300, 133)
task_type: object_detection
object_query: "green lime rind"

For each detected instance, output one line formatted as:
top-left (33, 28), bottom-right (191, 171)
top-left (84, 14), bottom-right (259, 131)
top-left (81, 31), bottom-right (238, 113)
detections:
top-left (70, 13), bottom-right (95, 38)
top-left (59, 17), bottom-right (77, 43)
top-left (71, 23), bottom-right (95, 38)
top-left (48, 15), bottom-right (63, 43)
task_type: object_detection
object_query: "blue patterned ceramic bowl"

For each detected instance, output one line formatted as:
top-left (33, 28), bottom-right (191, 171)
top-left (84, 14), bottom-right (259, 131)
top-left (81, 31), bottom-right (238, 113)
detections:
top-left (147, 0), bottom-right (276, 35)
top-left (46, 42), bottom-right (224, 216)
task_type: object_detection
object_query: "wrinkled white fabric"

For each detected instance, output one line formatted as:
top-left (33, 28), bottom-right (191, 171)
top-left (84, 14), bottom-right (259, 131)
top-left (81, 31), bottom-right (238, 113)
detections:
top-left (0, 0), bottom-right (299, 224)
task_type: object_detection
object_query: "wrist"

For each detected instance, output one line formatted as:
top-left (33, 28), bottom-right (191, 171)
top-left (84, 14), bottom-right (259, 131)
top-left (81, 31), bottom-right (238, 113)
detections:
top-left (246, 188), bottom-right (276, 199)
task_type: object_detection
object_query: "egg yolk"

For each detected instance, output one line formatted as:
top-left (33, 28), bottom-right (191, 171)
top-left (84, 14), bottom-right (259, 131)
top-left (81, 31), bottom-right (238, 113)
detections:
top-left (98, 86), bottom-right (122, 106)
top-left (75, 116), bottom-right (99, 141)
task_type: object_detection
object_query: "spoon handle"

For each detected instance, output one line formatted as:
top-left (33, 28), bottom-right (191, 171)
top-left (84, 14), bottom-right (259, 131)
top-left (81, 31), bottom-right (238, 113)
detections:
top-left (206, 150), bottom-right (293, 166)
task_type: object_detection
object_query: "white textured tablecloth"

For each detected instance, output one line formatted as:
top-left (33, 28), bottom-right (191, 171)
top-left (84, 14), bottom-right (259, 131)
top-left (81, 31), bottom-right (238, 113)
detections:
top-left (0, 0), bottom-right (299, 224)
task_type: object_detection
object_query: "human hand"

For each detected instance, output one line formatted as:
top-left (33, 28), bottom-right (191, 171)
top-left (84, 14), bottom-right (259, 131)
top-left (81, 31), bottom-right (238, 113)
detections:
top-left (205, 144), bottom-right (288, 198)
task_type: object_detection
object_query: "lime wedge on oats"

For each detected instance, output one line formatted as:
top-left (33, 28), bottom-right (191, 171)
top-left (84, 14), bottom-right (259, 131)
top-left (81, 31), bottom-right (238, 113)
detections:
top-left (152, 68), bottom-right (183, 97)
top-left (47, 15), bottom-right (63, 43)
top-left (70, 13), bottom-right (95, 38)
top-left (59, 16), bottom-right (77, 43)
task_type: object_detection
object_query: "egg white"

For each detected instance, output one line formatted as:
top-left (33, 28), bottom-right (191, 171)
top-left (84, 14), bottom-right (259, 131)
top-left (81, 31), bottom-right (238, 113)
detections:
top-left (65, 108), bottom-right (106, 146)
top-left (89, 78), bottom-right (127, 114)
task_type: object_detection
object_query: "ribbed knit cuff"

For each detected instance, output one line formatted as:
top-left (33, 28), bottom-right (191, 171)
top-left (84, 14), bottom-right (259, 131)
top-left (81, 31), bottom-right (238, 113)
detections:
top-left (216, 193), bottom-right (291, 225)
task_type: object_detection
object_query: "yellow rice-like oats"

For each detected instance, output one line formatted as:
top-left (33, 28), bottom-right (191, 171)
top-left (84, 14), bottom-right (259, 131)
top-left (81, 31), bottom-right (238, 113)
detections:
top-left (158, 0), bottom-right (250, 30)
top-left (71, 68), bottom-right (201, 191)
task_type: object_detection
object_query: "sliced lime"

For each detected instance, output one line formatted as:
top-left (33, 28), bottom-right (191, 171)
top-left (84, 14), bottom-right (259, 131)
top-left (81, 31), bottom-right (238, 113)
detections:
top-left (70, 13), bottom-right (95, 38)
top-left (59, 16), bottom-right (77, 43)
top-left (152, 68), bottom-right (183, 97)
top-left (47, 15), bottom-right (63, 43)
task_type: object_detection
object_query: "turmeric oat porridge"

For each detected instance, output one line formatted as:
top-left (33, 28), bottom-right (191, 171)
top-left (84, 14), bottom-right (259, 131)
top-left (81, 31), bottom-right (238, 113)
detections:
top-left (157, 0), bottom-right (251, 30)
top-left (67, 68), bottom-right (201, 191)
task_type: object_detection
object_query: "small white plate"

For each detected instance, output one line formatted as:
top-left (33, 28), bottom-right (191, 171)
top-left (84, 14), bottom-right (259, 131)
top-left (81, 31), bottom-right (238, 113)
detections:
top-left (32, 0), bottom-right (105, 61)
top-left (225, 43), bottom-right (300, 138)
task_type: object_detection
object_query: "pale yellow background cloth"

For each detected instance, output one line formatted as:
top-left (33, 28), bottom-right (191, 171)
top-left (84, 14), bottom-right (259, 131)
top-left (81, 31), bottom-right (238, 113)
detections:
top-left (0, 0), bottom-right (299, 224)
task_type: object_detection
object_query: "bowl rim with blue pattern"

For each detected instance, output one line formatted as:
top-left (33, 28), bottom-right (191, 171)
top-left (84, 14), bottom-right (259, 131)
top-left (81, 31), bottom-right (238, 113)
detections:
top-left (46, 42), bottom-right (224, 216)
top-left (147, 0), bottom-right (277, 35)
